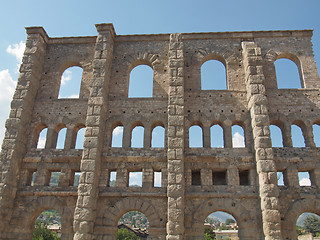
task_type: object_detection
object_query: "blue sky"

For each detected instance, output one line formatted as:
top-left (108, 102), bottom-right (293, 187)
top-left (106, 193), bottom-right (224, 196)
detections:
top-left (1, 0), bottom-right (320, 188)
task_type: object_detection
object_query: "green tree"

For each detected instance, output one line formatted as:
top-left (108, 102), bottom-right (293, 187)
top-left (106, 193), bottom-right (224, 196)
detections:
top-left (225, 218), bottom-right (235, 225)
top-left (304, 214), bottom-right (320, 237)
top-left (32, 222), bottom-right (60, 240)
top-left (116, 228), bottom-right (139, 240)
top-left (204, 226), bottom-right (216, 240)
top-left (296, 225), bottom-right (303, 235)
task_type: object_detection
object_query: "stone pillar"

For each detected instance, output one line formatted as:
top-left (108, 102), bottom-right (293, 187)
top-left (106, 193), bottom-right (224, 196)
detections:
top-left (166, 33), bottom-right (185, 240)
top-left (282, 123), bottom-right (293, 147)
top-left (223, 123), bottom-right (232, 148)
top-left (45, 127), bottom-right (58, 149)
top-left (73, 23), bottom-right (115, 240)
top-left (227, 165), bottom-right (239, 186)
top-left (242, 41), bottom-right (282, 240)
top-left (64, 125), bottom-right (75, 149)
top-left (143, 167), bottom-right (153, 189)
top-left (0, 27), bottom-right (47, 235)
top-left (203, 125), bottom-right (211, 148)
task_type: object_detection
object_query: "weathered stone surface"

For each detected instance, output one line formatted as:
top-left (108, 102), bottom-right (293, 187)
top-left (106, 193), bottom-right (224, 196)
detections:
top-left (0, 25), bottom-right (319, 240)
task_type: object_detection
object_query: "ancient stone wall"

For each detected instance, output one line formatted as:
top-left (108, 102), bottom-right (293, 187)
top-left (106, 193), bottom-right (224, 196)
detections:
top-left (0, 23), bottom-right (319, 240)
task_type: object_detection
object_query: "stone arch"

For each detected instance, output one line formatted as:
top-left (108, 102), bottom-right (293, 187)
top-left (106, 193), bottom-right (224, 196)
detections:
top-left (102, 198), bottom-right (163, 228)
top-left (126, 52), bottom-right (161, 72)
top-left (73, 123), bottom-right (86, 149)
top-left (282, 198), bottom-right (320, 240)
top-left (22, 196), bottom-right (74, 239)
top-left (190, 198), bottom-right (261, 239)
top-left (31, 122), bottom-right (48, 148)
top-left (110, 121), bottom-right (124, 148)
top-left (151, 120), bottom-right (166, 148)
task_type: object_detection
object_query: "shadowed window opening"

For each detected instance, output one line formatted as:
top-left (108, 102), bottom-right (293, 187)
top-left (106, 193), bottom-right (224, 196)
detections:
top-left (192, 170), bottom-right (201, 186)
top-left (270, 125), bottom-right (283, 147)
top-left (291, 125), bottom-right (305, 147)
top-left (210, 124), bottom-right (224, 148)
top-left (128, 65), bottom-right (153, 98)
top-left (189, 125), bottom-right (203, 148)
top-left (201, 60), bottom-right (227, 90)
top-left (131, 126), bottom-right (144, 148)
top-left (27, 170), bottom-right (37, 186)
top-left (112, 126), bottom-right (124, 147)
top-left (151, 126), bottom-right (165, 148)
top-left (37, 128), bottom-right (47, 149)
top-left (298, 171), bottom-right (311, 186)
top-left (129, 171), bottom-right (142, 187)
top-left (154, 171), bottom-right (161, 187)
top-left (75, 127), bottom-right (85, 149)
top-left (275, 58), bottom-right (302, 89)
top-left (109, 171), bottom-right (117, 187)
top-left (239, 170), bottom-right (250, 186)
top-left (58, 66), bottom-right (83, 98)
top-left (49, 171), bottom-right (60, 186)
top-left (56, 127), bottom-right (67, 149)
top-left (212, 171), bottom-right (227, 185)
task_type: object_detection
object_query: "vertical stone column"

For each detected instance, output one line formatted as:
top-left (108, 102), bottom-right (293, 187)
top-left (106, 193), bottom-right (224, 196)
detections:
top-left (73, 23), bottom-right (115, 240)
top-left (166, 33), bottom-right (185, 240)
top-left (242, 41), bottom-right (282, 240)
top-left (0, 27), bottom-right (47, 234)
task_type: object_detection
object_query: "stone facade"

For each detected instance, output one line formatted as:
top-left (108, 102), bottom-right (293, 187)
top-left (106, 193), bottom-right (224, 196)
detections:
top-left (0, 23), bottom-right (319, 240)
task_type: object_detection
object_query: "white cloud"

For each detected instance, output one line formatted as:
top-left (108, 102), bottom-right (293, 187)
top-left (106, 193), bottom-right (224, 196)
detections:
top-left (232, 132), bottom-right (245, 148)
top-left (113, 126), bottom-right (123, 136)
top-left (61, 70), bottom-right (72, 85)
top-left (299, 178), bottom-right (311, 186)
top-left (6, 41), bottom-right (25, 63)
top-left (0, 69), bottom-right (16, 101)
top-left (37, 137), bottom-right (46, 149)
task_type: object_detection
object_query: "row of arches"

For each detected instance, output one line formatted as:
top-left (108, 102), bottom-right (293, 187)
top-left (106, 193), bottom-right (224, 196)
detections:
top-left (56, 53), bottom-right (303, 100)
top-left (34, 123), bottom-right (85, 150)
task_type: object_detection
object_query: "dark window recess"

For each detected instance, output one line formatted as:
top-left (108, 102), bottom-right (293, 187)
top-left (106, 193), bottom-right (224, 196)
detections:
top-left (212, 171), bottom-right (227, 185)
top-left (239, 170), bottom-right (250, 186)
top-left (192, 170), bottom-right (201, 186)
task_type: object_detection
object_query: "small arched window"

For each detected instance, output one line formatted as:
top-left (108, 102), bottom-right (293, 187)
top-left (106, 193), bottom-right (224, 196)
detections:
top-left (75, 127), bottom-right (85, 149)
top-left (151, 126), bottom-right (165, 148)
top-left (58, 66), bottom-right (83, 98)
top-left (270, 125), bottom-right (283, 147)
top-left (312, 124), bottom-right (320, 147)
top-left (210, 124), bottom-right (224, 148)
top-left (56, 127), bottom-right (67, 149)
top-left (37, 128), bottom-right (48, 149)
top-left (232, 125), bottom-right (245, 148)
top-left (131, 126), bottom-right (144, 148)
top-left (189, 125), bottom-right (203, 148)
top-left (128, 65), bottom-right (153, 98)
top-left (201, 59), bottom-right (227, 90)
top-left (274, 58), bottom-right (302, 89)
top-left (291, 124), bottom-right (305, 147)
top-left (111, 125), bottom-right (124, 147)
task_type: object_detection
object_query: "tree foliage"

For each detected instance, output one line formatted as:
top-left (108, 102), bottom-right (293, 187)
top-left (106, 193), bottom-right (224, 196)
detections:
top-left (304, 214), bottom-right (320, 237)
top-left (204, 226), bottom-right (216, 240)
top-left (225, 218), bottom-right (235, 225)
top-left (116, 228), bottom-right (139, 240)
top-left (32, 222), bottom-right (60, 240)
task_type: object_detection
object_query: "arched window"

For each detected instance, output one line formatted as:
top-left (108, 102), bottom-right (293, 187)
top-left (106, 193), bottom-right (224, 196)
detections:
top-left (58, 66), bottom-right (83, 98)
top-left (151, 126), bottom-right (165, 148)
top-left (111, 126), bottom-right (124, 147)
top-left (274, 58), bottom-right (302, 89)
top-left (291, 124), bottom-right (305, 147)
top-left (117, 211), bottom-right (149, 238)
top-left (131, 126), bottom-right (144, 148)
top-left (232, 125), bottom-right (245, 148)
top-left (128, 65), bottom-right (153, 98)
top-left (75, 127), bottom-right (85, 149)
top-left (296, 213), bottom-right (320, 237)
top-left (205, 211), bottom-right (238, 238)
top-left (312, 124), bottom-right (320, 147)
top-left (201, 59), bottom-right (227, 90)
top-left (56, 127), bottom-right (67, 149)
top-left (270, 125), bottom-right (283, 147)
top-left (210, 124), bottom-right (224, 148)
top-left (37, 128), bottom-right (47, 149)
top-left (189, 125), bottom-right (203, 148)
top-left (33, 209), bottom-right (61, 239)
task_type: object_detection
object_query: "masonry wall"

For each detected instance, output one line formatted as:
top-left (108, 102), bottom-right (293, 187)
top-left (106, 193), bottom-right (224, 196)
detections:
top-left (0, 24), bottom-right (319, 240)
